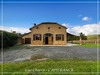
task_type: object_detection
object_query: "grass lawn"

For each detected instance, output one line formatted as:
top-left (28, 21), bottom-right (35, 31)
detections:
top-left (87, 35), bottom-right (100, 40)
top-left (0, 59), bottom-right (99, 75)
top-left (74, 43), bottom-right (100, 48)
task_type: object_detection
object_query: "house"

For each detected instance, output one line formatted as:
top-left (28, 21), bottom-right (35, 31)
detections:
top-left (22, 22), bottom-right (67, 45)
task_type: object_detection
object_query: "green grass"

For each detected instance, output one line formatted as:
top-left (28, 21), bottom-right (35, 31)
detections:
top-left (74, 43), bottom-right (100, 48)
top-left (0, 59), bottom-right (99, 75)
top-left (87, 35), bottom-right (100, 40)
top-left (71, 42), bottom-right (80, 44)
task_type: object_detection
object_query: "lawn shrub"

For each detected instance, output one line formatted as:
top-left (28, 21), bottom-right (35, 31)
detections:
top-left (0, 31), bottom-right (19, 48)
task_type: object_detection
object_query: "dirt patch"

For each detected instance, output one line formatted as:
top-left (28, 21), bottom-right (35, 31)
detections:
top-left (31, 54), bottom-right (46, 60)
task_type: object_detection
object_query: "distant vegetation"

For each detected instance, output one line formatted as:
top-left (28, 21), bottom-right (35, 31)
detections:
top-left (67, 32), bottom-right (87, 41)
top-left (80, 32), bottom-right (87, 40)
top-left (68, 34), bottom-right (100, 45)
top-left (87, 35), bottom-right (100, 40)
top-left (0, 31), bottom-right (19, 48)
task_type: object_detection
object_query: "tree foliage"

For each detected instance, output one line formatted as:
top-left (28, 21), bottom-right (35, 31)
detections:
top-left (0, 31), bottom-right (19, 48)
top-left (80, 32), bottom-right (87, 40)
top-left (67, 32), bottom-right (87, 41)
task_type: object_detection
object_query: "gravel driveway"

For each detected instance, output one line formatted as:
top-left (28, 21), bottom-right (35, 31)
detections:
top-left (0, 46), bottom-right (100, 63)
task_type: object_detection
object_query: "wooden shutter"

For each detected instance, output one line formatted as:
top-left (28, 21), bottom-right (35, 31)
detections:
top-left (56, 34), bottom-right (58, 41)
top-left (62, 34), bottom-right (64, 41)
top-left (33, 34), bottom-right (35, 41)
top-left (40, 34), bottom-right (41, 41)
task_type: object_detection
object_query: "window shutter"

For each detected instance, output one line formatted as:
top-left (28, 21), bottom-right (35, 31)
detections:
top-left (56, 34), bottom-right (58, 40)
top-left (33, 34), bottom-right (35, 41)
top-left (40, 34), bottom-right (41, 41)
top-left (62, 34), bottom-right (64, 41)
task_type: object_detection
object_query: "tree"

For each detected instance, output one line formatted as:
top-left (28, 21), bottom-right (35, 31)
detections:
top-left (0, 31), bottom-right (19, 48)
top-left (79, 32), bottom-right (87, 40)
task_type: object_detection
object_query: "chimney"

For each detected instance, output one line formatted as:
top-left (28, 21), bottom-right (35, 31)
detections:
top-left (13, 31), bottom-right (16, 34)
top-left (34, 23), bottom-right (36, 26)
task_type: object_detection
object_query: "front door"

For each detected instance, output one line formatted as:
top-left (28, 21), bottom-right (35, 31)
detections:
top-left (44, 33), bottom-right (53, 45)
top-left (48, 36), bottom-right (52, 45)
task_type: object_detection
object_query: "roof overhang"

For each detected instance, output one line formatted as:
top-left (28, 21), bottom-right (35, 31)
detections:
top-left (30, 22), bottom-right (68, 30)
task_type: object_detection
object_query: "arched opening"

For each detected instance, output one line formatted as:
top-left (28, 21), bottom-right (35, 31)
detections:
top-left (43, 33), bottom-right (53, 45)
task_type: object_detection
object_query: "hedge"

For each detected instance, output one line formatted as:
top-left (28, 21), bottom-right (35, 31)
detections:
top-left (0, 31), bottom-right (19, 48)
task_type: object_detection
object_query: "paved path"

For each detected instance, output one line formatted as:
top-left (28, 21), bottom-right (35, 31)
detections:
top-left (0, 46), bottom-right (100, 63)
top-left (67, 43), bottom-right (79, 46)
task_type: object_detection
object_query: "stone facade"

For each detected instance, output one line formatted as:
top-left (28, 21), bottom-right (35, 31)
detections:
top-left (22, 32), bottom-right (31, 44)
top-left (22, 22), bottom-right (67, 45)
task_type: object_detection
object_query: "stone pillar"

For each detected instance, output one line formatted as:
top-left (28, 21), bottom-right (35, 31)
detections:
top-left (79, 37), bottom-right (82, 45)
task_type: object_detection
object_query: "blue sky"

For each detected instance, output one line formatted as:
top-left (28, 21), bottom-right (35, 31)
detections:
top-left (2, 3), bottom-right (97, 27)
top-left (0, 0), bottom-right (100, 35)
top-left (1, 0), bottom-right (99, 2)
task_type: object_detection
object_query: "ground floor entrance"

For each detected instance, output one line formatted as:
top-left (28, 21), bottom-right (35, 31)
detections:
top-left (25, 38), bottom-right (31, 44)
top-left (43, 33), bottom-right (53, 45)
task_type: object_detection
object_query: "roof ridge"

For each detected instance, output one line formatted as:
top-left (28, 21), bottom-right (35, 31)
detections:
top-left (40, 22), bottom-right (57, 24)
top-left (30, 22), bottom-right (67, 30)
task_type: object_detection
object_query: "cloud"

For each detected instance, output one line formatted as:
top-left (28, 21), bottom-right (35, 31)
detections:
top-left (70, 23), bottom-right (100, 36)
top-left (78, 14), bottom-right (82, 17)
top-left (62, 23), bottom-right (72, 27)
top-left (82, 17), bottom-right (92, 21)
top-left (62, 23), bottom-right (72, 32)
top-left (1, 23), bottom-right (99, 36)
top-left (62, 23), bottom-right (73, 32)
top-left (62, 23), bottom-right (66, 26)
top-left (62, 23), bottom-right (69, 26)
top-left (0, 26), bottom-right (30, 34)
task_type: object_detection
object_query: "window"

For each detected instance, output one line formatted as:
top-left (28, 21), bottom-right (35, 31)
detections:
top-left (36, 34), bottom-right (40, 40)
top-left (56, 34), bottom-right (61, 40)
top-left (36, 27), bottom-right (38, 29)
top-left (48, 27), bottom-right (50, 29)
top-left (62, 34), bottom-right (64, 41)
top-left (33, 34), bottom-right (41, 41)
top-left (56, 34), bottom-right (64, 41)
top-left (59, 27), bottom-right (61, 29)
top-left (58, 34), bottom-right (61, 40)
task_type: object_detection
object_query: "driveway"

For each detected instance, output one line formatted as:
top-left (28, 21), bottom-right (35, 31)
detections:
top-left (0, 46), bottom-right (100, 63)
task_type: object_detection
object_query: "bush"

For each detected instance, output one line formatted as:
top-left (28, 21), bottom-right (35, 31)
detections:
top-left (0, 31), bottom-right (19, 48)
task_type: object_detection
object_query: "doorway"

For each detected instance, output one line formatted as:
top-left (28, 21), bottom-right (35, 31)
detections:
top-left (25, 38), bottom-right (31, 44)
top-left (43, 33), bottom-right (53, 45)
top-left (45, 37), bottom-right (48, 44)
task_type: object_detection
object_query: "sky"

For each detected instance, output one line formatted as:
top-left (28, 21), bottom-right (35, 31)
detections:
top-left (0, 0), bottom-right (100, 35)
top-left (1, 0), bottom-right (99, 2)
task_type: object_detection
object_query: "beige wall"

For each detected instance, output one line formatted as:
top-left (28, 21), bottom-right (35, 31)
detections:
top-left (30, 24), bottom-right (67, 45)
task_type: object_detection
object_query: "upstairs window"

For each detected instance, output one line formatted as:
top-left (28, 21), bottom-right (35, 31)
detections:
top-left (48, 27), bottom-right (50, 29)
top-left (36, 27), bottom-right (38, 29)
top-left (59, 27), bottom-right (61, 29)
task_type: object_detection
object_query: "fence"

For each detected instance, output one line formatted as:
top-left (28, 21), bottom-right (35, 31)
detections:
top-left (68, 39), bottom-right (100, 44)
